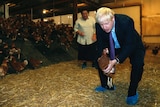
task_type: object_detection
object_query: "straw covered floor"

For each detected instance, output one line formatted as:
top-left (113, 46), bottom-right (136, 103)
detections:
top-left (0, 50), bottom-right (160, 107)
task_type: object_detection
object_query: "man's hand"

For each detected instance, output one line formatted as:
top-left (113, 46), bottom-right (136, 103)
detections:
top-left (92, 34), bottom-right (97, 41)
top-left (103, 59), bottom-right (117, 74)
top-left (77, 31), bottom-right (84, 36)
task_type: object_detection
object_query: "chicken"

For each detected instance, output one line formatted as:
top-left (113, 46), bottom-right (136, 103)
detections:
top-left (9, 42), bottom-right (21, 59)
top-left (29, 58), bottom-right (42, 69)
top-left (44, 36), bottom-right (53, 48)
top-left (152, 46), bottom-right (159, 55)
top-left (10, 56), bottom-right (28, 73)
top-left (0, 59), bottom-right (9, 77)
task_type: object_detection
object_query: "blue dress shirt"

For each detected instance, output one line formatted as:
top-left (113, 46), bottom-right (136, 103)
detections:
top-left (111, 21), bottom-right (120, 49)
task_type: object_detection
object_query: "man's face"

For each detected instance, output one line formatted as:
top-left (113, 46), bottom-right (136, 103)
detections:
top-left (99, 18), bottom-right (114, 33)
top-left (81, 10), bottom-right (89, 20)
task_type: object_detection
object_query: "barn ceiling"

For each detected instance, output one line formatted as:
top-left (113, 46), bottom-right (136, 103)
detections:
top-left (0, 0), bottom-right (100, 19)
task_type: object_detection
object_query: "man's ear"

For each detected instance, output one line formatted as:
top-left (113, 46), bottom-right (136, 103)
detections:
top-left (112, 17), bottom-right (115, 21)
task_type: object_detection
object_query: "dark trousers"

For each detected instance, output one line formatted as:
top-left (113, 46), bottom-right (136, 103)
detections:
top-left (128, 49), bottom-right (145, 96)
top-left (97, 48), bottom-right (145, 96)
top-left (78, 42), bottom-right (97, 61)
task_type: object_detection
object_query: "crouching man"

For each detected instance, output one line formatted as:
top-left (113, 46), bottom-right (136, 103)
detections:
top-left (95, 7), bottom-right (145, 105)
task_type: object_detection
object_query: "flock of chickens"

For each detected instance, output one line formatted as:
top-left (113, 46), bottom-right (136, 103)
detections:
top-left (0, 15), bottom-right (75, 78)
top-left (144, 42), bottom-right (160, 55)
top-left (0, 42), bottom-right (43, 77)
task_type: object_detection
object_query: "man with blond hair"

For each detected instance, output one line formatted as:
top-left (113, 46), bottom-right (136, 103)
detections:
top-left (95, 7), bottom-right (145, 105)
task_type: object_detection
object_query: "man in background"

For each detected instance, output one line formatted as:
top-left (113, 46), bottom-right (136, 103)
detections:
top-left (74, 9), bottom-right (97, 69)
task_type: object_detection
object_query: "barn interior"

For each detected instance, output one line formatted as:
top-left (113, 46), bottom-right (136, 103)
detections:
top-left (0, 0), bottom-right (160, 106)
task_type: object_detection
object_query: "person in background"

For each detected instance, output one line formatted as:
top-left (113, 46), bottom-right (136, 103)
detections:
top-left (95, 7), bottom-right (145, 105)
top-left (74, 9), bottom-right (97, 69)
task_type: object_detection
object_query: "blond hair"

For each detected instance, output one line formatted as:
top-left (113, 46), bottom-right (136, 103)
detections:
top-left (96, 7), bottom-right (115, 23)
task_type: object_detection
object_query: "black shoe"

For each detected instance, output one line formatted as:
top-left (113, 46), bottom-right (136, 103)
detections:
top-left (82, 62), bottom-right (87, 69)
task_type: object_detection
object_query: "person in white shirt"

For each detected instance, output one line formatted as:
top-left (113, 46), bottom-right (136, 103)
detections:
top-left (74, 9), bottom-right (97, 69)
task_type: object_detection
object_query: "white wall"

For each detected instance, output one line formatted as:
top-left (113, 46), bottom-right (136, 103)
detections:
top-left (112, 6), bottom-right (140, 35)
top-left (33, 11), bottom-right (96, 27)
top-left (142, 0), bottom-right (160, 43)
top-left (0, 5), bottom-right (4, 18)
top-left (5, 4), bottom-right (9, 18)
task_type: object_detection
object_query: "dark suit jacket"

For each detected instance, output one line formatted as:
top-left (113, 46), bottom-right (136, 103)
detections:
top-left (96, 14), bottom-right (145, 63)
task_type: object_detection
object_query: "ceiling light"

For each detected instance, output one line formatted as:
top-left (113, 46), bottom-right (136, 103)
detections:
top-left (77, 3), bottom-right (87, 7)
top-left (7, 3), bottom-right (16, 7)
top-left (43, 9), bottom-right (49, 14)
